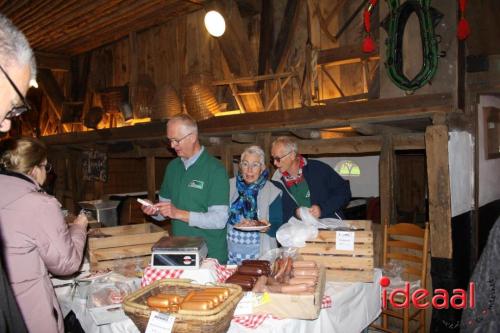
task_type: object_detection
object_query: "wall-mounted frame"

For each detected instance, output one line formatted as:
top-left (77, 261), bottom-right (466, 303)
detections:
top-left (484, 107), bottom-right (500, 159)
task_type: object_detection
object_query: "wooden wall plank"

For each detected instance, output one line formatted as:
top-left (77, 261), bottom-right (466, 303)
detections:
top-left (379, 136), bottom-right (396, 227)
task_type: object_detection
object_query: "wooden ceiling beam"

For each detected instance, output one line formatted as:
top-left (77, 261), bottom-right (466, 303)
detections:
top-left (318, 44), bottom-right (380, 66)
top-left (35, 52), bottom-right (71, 71)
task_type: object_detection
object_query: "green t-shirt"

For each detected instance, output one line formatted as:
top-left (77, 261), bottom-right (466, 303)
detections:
top-left (289, 180), bottom-right (311, 208)
top-left (159, 149), bottom-right (229, 263)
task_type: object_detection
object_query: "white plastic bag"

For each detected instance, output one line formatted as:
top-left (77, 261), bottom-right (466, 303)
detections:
top-left (276, 208), bottom-right (319, 248)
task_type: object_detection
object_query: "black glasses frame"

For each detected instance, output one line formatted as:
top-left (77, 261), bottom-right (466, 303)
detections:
top-left (0, 63), bottom-right (31, 119)
top-left (39, 162), bottom-right (52, 173)
top-left (271, 150), bottom-right (293, 164)
top-left (168, 132), bottom-right (193, 145)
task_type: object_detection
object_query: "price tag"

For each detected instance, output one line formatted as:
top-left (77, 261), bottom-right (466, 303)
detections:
top-left (145, 311), bottom-right (175, 333)
top-left (336, 231), bottom-right (355, 251)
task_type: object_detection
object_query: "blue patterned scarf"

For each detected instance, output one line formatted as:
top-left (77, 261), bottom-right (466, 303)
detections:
top-left (227, 170), bottom-right (269, 264)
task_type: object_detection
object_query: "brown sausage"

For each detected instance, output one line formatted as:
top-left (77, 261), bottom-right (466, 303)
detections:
top-left (293, 268), bottom-right (319, 277)
top-left (293, 260), bottom-right (317, 268)
top-left (155, 293), bottom-right (183, 304)
top-left (180, 300), bottom-right (213, 311)
top-left (186, 297), bottom-right (215, 308)
top-left (147, 296), bottom-right (170, 308)
top-left (288, 277), bottom-right (317, 286)
top-left (237, 265), bottom-right (268, 276)
top-left (242, 260), bottom-right (271, 268)
top-left (203, 288), bottom-right (230, 298)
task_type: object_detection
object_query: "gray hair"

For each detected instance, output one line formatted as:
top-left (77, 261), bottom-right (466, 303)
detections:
top-left (241, 145), bottom-right (265, 166)
top-left (272, 136), bottom-right (298, 154)
top-left (0, 14), bottom-right (36, 80)
top-left (167, 114), bottom-right (198, 134)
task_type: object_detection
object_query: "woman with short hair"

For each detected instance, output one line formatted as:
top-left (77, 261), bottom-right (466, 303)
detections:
top-left (0, 137), bottom-right (88, 333)
top-left (227, 145), bottom-right (283, 265)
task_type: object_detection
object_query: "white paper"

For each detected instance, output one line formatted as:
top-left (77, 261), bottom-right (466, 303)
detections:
top-left (145, 311), bottom-right (175, 333)
top-left (336, 231), bottom-right (355, 251)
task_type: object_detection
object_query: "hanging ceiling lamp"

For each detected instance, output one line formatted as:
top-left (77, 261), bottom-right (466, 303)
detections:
top-left (204, 10), bottom-right (225, 37)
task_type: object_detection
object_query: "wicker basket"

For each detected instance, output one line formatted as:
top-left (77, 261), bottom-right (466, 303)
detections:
top-left (182, 73), bottom-right (220, 121)
top-left (123, 279), bottom-right (243, 333)
top-left (151, 84), bottom-right (183, 120)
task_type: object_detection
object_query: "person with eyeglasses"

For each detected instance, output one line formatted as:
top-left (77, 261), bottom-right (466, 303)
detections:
top-left (0, 137), bottom-right (88, 333)
top-left (0, 14), bottom-right (36, 333)
top-left (140, 114), bottom-right (230, 264)
top-left (226, 146), bottom-right (283, 264)
top-left (0, 15), bottom-right (36, 133)
top-left (270, 136), bottom-right (351, 223)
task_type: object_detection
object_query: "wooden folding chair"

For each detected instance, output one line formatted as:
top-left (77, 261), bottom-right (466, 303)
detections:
top-left (371, 222), bottom-right (430, 333)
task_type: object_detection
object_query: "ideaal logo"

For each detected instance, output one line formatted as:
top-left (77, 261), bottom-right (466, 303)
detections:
top-left (380, 276), bottom-right (475, 309)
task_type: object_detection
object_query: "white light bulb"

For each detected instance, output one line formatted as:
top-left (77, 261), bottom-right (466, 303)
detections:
top-left (204, 10), bottom-right (226, 37)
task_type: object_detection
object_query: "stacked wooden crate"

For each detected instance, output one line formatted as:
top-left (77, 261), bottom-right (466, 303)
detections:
top-left (298, 220), bottom-right (374, 282)
top-left (87, 223), bottom-right (167, 271)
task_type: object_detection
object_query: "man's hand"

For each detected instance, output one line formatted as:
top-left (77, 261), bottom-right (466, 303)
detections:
top-left (154, 201), bottom-right (190, 222)
top-left (309, 205), bottom-right (321, 219)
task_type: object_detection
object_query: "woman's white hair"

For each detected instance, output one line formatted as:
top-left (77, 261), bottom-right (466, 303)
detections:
top-left (241, 145), bottom-right (265, 166)
top-left (0, 14), bottom-right (36, 80)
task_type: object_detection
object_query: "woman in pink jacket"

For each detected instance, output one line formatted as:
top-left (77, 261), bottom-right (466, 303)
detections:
top-left (0, 137), bottom-right (88, 333)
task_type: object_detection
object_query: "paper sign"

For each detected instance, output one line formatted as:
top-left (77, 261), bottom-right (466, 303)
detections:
top-left (145, 311), bottom-right (175, 333)
top-left (336, 231), bottom-right (355, 251)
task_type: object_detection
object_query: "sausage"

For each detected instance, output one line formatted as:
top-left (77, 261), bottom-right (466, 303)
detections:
top-left (237, 265), bottom-right (267, 276)
top-left (242, 260), bottom-right (271, 268)
top-left (203, 288), bottom-right (230, 299)
top-left (252, 275), bottom-right (268, 293)
top-left (180, 300), bottom-right (213, 311)
top-left (292, 260), bottom-right (317, 268)
top-left (186, 297), bottom-right (215, 308)
top-left (293, 268), bottom-right (319, 277)
top-left (283, 257), bottom-right (293, 279)
top-left (288, 277), bottom-right (317, 286)
top-left (147, 296), bottom-right (170, 308)
top-left (155, 293), bottom-right (183, 304)
top-left (273, 258), bottom-right (287, 281)
top-left (189, 295), bottom-right (219, 306)
top-left (281, 283), bottom-right (309, 293)
top-left (226, 274), bottom-right (257, 291)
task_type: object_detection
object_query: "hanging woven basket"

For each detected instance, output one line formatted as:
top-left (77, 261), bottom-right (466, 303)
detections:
top-left (151, 84), bottom-right (183, 120)
top-left (182, 72), bottom-right (220, 121)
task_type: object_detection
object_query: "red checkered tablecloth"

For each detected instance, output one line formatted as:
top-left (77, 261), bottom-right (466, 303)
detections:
top-left (141, 258), bottom-right (237, 287)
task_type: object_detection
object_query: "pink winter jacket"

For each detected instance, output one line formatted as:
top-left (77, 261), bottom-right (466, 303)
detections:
top-left (0, 173), bottom-right (87, 333)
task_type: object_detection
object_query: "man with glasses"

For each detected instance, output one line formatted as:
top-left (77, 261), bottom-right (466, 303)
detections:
top-left (270, 136), bottom-right (351, 223)
top-left (141, 114), bottom-right (230, 263)
top-left (0, 15), bottom-right (35, 133)
top-left (0, 13), bottom-right (34, 333)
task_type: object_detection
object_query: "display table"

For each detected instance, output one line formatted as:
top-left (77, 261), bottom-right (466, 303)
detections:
top-left (56, 269), bottom-right (381, 333)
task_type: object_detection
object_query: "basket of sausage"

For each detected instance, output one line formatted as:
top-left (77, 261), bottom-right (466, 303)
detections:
top-left (225, 258), bottom-right (325, 320)
top-left (122, 278), bottom-right (243, 333)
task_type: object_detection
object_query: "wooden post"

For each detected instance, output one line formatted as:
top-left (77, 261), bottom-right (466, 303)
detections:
top-left (221, 142), bottom-right (234, 178)
top-left (425, 124), bottom-right (452, 258)
top-left (146, 156), bottom-right (156, 202)
top-left (379, 135), bottom-right (396, 227)
top-left (257, 132), bottom-right (273, 171)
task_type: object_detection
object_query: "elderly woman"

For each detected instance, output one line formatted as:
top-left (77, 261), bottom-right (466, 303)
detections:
top-left (0, 137), bottom-right (88, 333)
top-left (227, 145), bottom-right (283, 265)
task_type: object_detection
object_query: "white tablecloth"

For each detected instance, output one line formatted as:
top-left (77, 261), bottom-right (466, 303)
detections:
top-left (57, 269), bottom-right (381, 333)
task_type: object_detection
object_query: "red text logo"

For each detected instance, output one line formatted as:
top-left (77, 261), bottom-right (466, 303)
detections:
top-left (380, 276), bottom-right (475, 310)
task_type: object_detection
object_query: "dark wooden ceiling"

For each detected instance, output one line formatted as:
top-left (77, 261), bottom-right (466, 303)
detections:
top-left (0, 0), bottom-right (206, 55)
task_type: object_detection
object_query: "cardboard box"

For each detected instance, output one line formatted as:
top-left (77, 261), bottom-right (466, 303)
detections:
top-left (252, 266), bottom-right (326, 320)
top-left (87, 223), bottom-right (167, 271)
top-left (299, 220), bottom-right (374, 282)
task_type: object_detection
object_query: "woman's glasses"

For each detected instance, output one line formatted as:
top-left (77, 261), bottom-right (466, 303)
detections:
top-left (0, 64), bottom-right (31, 119)
top-left (39, 163), bottom-right (52, 172)
top-left (270, 151), bottom-right (292, 164)
top-left (240, 161), bottom-right (262, 170)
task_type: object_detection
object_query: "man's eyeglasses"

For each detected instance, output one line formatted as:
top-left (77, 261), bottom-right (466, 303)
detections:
top-left (240, 161), bottom-right (262, 170)
top-left (39, 163), bottom-right (52, 173)
top-left (271, 150), bottom-right (292, 164)
top-left (167, 132), bottom-right (193, 146)
top-left (0, 64), bottom-right (31, 119)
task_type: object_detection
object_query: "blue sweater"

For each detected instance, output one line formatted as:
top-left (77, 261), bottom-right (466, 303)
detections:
top-left (271, 159), bottom-right (351, 223)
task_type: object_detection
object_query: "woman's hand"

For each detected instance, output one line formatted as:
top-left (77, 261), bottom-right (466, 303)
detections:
top-left (74, 212), bottom-right (89, 229)
top-left (309, 205), bottom-right (321, 219)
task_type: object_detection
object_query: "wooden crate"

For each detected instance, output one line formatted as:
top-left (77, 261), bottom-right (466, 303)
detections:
top-left (298, 220), bottom-right (374, 282)
top-left (87, 223), bottom-right (168, 271)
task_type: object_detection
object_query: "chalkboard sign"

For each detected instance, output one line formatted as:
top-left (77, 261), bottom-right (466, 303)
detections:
top-left (82, 150), bottom-right (108, 182)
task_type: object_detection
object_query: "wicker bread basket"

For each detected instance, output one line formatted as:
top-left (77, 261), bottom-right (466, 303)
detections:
top-left (123, 279), bottom-right (242, 333)
top-left (182, 72), bottom-right (220, 121)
